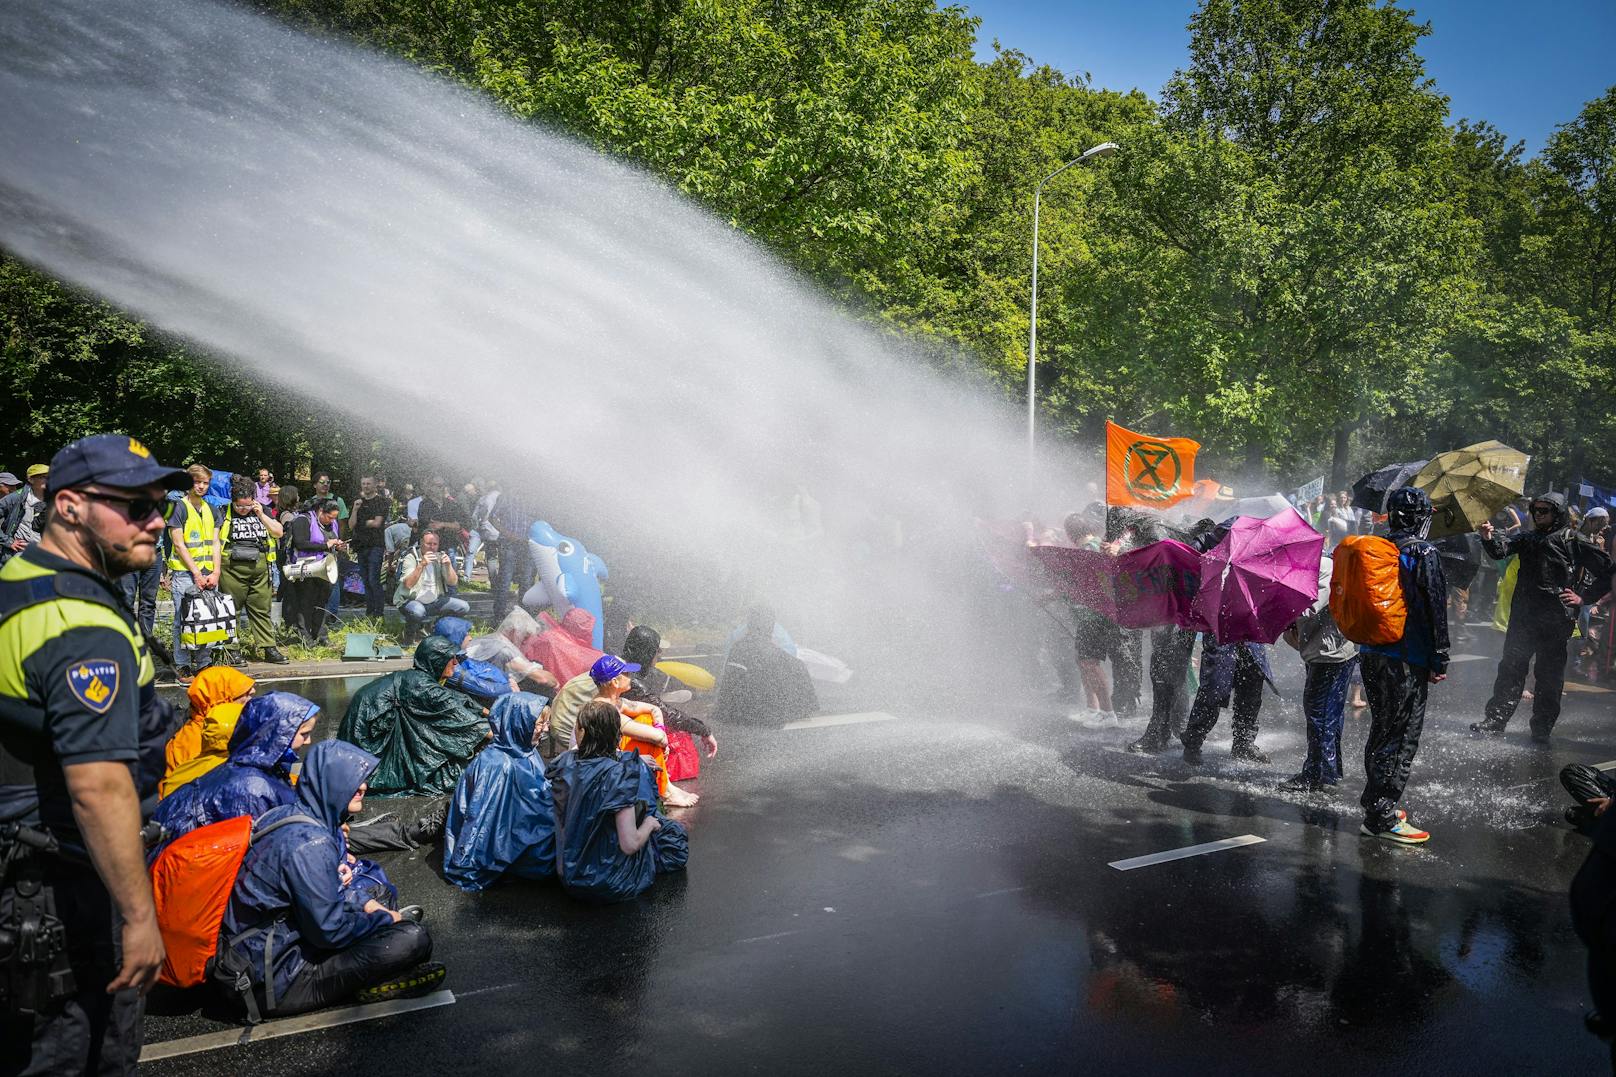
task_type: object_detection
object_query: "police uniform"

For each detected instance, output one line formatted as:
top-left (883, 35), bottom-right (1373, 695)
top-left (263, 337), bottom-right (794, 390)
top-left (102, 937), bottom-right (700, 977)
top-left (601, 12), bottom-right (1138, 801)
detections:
top-left (0, 435), bottom-right (187, 1077)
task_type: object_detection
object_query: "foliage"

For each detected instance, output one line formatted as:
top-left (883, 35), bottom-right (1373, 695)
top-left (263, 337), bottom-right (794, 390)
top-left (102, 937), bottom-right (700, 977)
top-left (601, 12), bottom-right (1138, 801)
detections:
top-left (4, 0), bottom-right (1614, 497)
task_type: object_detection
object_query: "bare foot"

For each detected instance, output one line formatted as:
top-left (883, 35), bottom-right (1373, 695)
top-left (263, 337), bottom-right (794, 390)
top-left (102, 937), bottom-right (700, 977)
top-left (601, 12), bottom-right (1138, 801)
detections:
top-left (665, 785), bottom-right (700, 808)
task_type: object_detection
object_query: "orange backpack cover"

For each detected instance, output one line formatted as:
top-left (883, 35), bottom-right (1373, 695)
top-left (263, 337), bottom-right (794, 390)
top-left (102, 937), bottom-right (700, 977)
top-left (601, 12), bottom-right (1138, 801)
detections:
top-left (151, 814), bottom-right (254, 988)
top-left (1329, 535), bottom-right (1407, 645)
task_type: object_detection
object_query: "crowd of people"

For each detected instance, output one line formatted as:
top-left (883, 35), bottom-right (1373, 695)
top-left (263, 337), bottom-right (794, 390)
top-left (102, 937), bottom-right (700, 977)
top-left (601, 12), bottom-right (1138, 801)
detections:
top-left (2, 435), bottom-right (823, 1074)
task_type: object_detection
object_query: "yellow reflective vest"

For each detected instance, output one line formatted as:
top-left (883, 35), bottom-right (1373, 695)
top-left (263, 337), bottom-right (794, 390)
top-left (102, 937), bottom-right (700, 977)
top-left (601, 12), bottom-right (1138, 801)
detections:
top-left (167, 497), bottom-right (221, 573)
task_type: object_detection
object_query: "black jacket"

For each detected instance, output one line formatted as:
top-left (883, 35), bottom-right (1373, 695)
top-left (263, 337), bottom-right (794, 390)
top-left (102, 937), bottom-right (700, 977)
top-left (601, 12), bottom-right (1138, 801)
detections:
top-left (1481, 493), bottom-right (1578, 625)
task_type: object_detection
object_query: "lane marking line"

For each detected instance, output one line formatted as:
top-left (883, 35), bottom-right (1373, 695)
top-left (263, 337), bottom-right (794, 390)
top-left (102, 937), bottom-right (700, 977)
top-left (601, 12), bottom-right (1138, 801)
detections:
top-left (1506, 758), bottom-right (1616, 792)
top-left (973, 886), bottom-right (1025, 899)
top-left (783, 711), bottom-right (900, 730)
top-left (736, 929), bottom-right (806, 944)
top-left (1447, 654), bottom-right (1488, 663)
top-left (1108, 835), bottom-right (1265, 871)
top-left (139, 990), bottom-right (455, 1061)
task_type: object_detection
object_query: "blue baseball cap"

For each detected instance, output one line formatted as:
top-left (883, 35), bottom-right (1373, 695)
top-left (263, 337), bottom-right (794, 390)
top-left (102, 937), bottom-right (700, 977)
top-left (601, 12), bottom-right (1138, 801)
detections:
top-left (46, 435), bottom-right (190, 496)
top-left (589, 654), bottom-right (641, 683)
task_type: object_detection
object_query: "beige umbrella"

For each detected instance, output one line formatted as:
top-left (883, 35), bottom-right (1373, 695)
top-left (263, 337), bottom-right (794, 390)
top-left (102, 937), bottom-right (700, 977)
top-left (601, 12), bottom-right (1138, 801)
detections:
top-left (1412, 440), bottom-right (1529, 538)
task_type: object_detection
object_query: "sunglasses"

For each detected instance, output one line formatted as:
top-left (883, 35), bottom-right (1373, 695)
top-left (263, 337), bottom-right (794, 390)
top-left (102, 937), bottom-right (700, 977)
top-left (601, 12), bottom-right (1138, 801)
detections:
top-left (82, 490), bottom-right (166, 522)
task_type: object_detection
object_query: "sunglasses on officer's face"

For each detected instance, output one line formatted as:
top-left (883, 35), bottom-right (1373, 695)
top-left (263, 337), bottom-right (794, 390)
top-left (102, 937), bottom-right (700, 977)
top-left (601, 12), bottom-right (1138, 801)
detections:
top-left (82, 490), bottom-right (166, 522)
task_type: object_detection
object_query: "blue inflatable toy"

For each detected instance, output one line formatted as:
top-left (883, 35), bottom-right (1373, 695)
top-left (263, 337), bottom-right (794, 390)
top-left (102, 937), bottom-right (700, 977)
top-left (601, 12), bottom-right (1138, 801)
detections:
top-left (522, 521), bottom-right (609, 648)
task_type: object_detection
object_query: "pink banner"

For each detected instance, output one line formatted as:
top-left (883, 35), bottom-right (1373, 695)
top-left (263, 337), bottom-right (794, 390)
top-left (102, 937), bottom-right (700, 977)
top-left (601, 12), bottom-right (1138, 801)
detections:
top-left (1028, 540), bottom-right (1202, 629)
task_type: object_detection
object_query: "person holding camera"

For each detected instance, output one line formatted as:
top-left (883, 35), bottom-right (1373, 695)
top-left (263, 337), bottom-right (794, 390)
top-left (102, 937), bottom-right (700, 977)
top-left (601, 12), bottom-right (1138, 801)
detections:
top-left (0, 435), bottom-right (190, 1076)
top-left (395, 531), bottom-right (469, 646)
top-left (220, 477), bottom-right (289, 665)
top-left (283, 499), bottom-right (347, 646)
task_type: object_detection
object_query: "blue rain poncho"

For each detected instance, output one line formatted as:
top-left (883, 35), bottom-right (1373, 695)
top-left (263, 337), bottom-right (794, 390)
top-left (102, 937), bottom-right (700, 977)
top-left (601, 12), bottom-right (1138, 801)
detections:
top-left (442, 693), bottom-right (557, 892)
top-left (433, 617), bottom-right (513, 702)
top-left (152, 692), bottom-right (316, 856)
top-left (220, 740), bottom-right (396, 1003)
top-left (549, 750), bottom-right (688, 903)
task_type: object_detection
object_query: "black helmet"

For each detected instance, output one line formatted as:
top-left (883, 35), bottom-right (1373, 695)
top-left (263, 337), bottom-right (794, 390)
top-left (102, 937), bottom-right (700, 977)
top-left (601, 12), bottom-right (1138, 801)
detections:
top-left (1386, 487), bottom-right (1433, 537)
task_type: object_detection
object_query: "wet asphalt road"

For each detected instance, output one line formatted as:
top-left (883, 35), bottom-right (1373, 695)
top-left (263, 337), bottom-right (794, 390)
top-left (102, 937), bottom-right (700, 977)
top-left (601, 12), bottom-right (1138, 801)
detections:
top-left (143, 631), bottom-right (1614, 1075)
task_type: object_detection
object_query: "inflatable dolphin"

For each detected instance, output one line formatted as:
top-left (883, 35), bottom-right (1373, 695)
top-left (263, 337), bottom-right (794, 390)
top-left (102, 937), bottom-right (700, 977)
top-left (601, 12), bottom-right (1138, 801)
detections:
top-left (521, 521), bottom-right (608, 648)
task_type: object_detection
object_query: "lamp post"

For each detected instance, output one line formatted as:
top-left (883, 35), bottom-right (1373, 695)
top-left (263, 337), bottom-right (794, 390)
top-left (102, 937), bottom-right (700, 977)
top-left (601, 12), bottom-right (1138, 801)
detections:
top-left (1026, 141), bottom-right (1118, 476)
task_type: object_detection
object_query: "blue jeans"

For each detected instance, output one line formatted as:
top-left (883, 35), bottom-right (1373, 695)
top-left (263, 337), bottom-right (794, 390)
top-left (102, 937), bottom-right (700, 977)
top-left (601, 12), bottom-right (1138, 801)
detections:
top-left (401, 594), bottom-right (470, 632)
top-left (169, 569), bottom-right (213, 669)
top-left (1301, 657), bottom-right (1355, 784)
top-left (324, 552), bottom-right (351, 618)
top-left (120, 562), bottom-right (161, 638)
top-left (356, 546), bottom-right (386, 619)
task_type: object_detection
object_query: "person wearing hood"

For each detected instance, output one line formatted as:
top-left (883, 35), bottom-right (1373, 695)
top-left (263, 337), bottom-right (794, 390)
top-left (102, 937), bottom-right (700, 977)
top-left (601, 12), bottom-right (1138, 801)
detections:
top-left (217, 740), bottom-right (442, 1018)
top-left (523, 606), bottom-right (605, 685)
top-left (1356, 487), bottom-right (1448, 844)
top-left (337, 635), bottom-right (491, 796)
top-left (162, 666), bottom-right (256, 795)
top-left (1474, 492), bottom-right (1605, 740)
top-left (549, 700), bottom-right (689, 903)
top-left (153, 692), bottom-right (319, 853)
top-left (442, 693), bottom-right (557, 891)
top-left (1279, 555), bottom-right (1357, 792)
top-left (431, 616), bottom-right (519, 702)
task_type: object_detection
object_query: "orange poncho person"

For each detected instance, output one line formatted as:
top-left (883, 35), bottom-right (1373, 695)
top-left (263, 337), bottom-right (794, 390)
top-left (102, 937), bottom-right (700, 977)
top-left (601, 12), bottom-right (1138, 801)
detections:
top-left (161, 667), bottom-right (255, 798)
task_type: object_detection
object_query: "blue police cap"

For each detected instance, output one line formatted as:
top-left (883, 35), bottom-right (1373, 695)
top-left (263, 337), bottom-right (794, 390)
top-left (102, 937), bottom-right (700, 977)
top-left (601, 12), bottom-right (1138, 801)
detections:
top-left (46, 435), bottom-right (190, 496)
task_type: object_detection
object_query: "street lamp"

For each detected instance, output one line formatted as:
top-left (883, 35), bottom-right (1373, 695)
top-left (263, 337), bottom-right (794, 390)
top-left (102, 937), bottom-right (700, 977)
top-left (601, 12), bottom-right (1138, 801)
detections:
top-left (1026, 141), bottom-right (1119, 475)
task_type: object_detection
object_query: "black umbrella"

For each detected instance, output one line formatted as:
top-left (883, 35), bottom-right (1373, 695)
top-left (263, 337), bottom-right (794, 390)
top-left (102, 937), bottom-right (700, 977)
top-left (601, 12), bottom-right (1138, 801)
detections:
top-left (1351, 460), bottom-right (1428, 514)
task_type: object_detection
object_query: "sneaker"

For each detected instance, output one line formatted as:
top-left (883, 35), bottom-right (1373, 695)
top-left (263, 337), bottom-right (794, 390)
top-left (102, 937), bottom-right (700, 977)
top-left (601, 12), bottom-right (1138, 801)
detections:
top-left (407, 799), bottom-right (449, 845)
top-left (1231, 745), bottom-right (1271, 765)
top-left (354, 961), bottom-right (446, 1005)
top-left (1278, 773), bottom-right (1320, 793)
top-left (1126, 738), bottom-right (1167, 755)
top-left (261, 647), bottom-right (291, 665)
top-left (397, 904), bottom-right (425, 924)
top-left (1470, 719), bottom-right (1507, 735)
top-left (1096, 711), bottom-right (1119, 729)
top-left (1360, 818), bottom-right (1430, 845)
top-left (1181, 745), bottom-right (1203, 766)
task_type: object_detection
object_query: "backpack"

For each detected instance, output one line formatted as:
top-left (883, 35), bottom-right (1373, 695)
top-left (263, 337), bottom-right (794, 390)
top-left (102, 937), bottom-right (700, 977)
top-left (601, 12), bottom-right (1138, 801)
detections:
top-left (1329, 534), bottom-right (1407, 645)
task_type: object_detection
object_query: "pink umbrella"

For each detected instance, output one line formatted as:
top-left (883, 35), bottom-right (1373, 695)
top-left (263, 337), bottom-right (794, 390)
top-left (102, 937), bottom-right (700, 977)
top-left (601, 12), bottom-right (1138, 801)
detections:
top-left (1188, 508), bottom-right (1323, 643)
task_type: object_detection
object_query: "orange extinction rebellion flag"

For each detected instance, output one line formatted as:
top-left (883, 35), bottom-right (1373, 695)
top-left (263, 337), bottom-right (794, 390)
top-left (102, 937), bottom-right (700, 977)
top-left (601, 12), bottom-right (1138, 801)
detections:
top-left (1105, 421), bottom-right (1199, 508)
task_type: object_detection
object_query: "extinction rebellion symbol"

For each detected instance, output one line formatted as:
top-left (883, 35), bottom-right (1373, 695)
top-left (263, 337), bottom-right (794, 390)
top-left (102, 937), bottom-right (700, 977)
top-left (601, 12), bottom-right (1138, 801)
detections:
top-left (1123, 440), bottom-right (1183, 502)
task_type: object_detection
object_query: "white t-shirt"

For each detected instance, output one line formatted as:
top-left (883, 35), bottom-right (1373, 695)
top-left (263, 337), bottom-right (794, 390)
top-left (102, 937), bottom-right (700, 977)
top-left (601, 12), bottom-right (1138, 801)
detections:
top-left (397, 550), bottom-right (443, 604)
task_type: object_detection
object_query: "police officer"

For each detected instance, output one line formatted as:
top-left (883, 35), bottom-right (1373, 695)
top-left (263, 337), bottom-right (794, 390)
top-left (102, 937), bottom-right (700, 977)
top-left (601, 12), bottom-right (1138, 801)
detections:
top-left (1, 435), bottom-right (189, 1076)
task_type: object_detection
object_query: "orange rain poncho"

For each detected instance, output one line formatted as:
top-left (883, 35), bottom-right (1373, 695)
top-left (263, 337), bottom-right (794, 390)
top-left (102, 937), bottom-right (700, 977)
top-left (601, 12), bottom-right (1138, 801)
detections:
top-left (161, 667), bottom-right (254, 798)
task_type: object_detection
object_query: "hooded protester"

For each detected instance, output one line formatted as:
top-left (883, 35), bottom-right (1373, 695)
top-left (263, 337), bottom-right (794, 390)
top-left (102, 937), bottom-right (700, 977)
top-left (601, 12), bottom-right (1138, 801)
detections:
top-left (432, 616), bottom-right (516, 702)
top-left (549, 700), bottom-right (689, 903)
top-left (153, 692), bottom-right (319, 852)
top-left (712, 604), bottom-right (817, 727)
top-left (337, 635), bottom-right (491, 796)
top-left (1355, 487), bottom-right (1448, 844)
top-left (442, 693), bottom-right (557, 892)
top-left (163, 666), bottom-right (256, 790)
top-left (1474, 491), bottom-right (1608, 740)
top-left (217, 740), bottom-right (441, 1018)
top-left (1279, 556), bottom-right (1358, 792)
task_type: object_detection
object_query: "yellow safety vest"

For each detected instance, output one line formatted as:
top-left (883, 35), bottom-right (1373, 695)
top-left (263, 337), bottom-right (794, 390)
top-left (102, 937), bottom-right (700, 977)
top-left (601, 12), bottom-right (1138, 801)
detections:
top-left (222, 503), bottom-right (277, 565)
top-left (167, 497), bottom-right (220, 573)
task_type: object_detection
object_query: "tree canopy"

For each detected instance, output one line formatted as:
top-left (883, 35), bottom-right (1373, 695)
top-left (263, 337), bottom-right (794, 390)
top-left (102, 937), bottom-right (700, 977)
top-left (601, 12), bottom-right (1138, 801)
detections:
top-left (4, 0), bottom-right (1612, 497)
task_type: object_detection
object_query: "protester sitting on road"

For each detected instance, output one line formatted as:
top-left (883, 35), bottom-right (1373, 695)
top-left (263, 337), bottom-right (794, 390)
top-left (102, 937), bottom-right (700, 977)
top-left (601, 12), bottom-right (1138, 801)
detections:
top-left (1563, 763), bottom-right (1616, 833)
top-left (167, 463), bottom-right (224, 678)
top-left (538, 654), bottom-right (668, 765)
top-left (153, 692), bottom-right (320, 852)
top-left (442, 693), bottom-right (558, 892)
top-left (712, 604), bottom-right (818, 727)
top-left (217, 739), bottom-right (443, 1019)
top-left (1279, 555), bottom-right (1358, 793)
top-left (591, 653), bottom-right (696, 808)
top-left (1570, 806), bottom-right (1616, 1065)
top-left (284, 497), bottom-right (347, 645)
top-left (337, 635), bottom-right (491, 796)
top-left (622, 625), bottom-right (720, 761)
top-left (395, 530), bottom-right (471, 646)
top-left (524, 607), bottom-right (604, 685)
top-left (549, 700), bottom-right (689, 903)
top-left (162, 666), bottom-right (255, 795)
top-left (221, 476), bottom-right (289, 664)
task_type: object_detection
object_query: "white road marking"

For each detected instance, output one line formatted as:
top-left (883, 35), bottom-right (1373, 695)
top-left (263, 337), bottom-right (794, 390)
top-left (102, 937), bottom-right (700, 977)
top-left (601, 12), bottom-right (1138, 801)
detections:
top-left (973, 886), bottom-right (1026, 899)
top-left (1447, 654), bottom-right (1489, 663)
top-left (1108, 835), bottom-right (1266, 871)
top-left (783, 711), bottom-right (900, 730)
top-left (736, 929), bottom-right (807, 944)
top-left (1596, 760), bottom-right (1616, 771)
top-left (139, 990), bottom-right (455, 1061)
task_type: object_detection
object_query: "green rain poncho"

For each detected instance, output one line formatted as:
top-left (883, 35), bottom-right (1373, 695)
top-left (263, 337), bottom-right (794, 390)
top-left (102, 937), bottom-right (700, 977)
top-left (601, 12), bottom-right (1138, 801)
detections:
top-left (337, 636), bottom-right (490, 795)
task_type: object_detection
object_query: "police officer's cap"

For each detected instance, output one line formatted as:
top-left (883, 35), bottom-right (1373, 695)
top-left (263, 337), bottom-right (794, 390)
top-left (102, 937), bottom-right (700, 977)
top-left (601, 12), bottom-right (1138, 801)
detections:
top-left (46, 435), bottom-right (190, 496)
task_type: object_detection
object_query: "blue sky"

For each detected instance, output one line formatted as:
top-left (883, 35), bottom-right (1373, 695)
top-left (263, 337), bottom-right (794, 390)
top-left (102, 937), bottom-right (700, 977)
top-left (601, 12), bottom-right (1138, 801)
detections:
top-left (963, 0), bottom-right (1616, 155)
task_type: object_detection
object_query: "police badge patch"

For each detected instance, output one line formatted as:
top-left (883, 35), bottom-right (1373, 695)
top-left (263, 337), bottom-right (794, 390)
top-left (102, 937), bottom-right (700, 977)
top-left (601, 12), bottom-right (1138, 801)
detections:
top-left (67, 660), bottom-right (120, 714)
